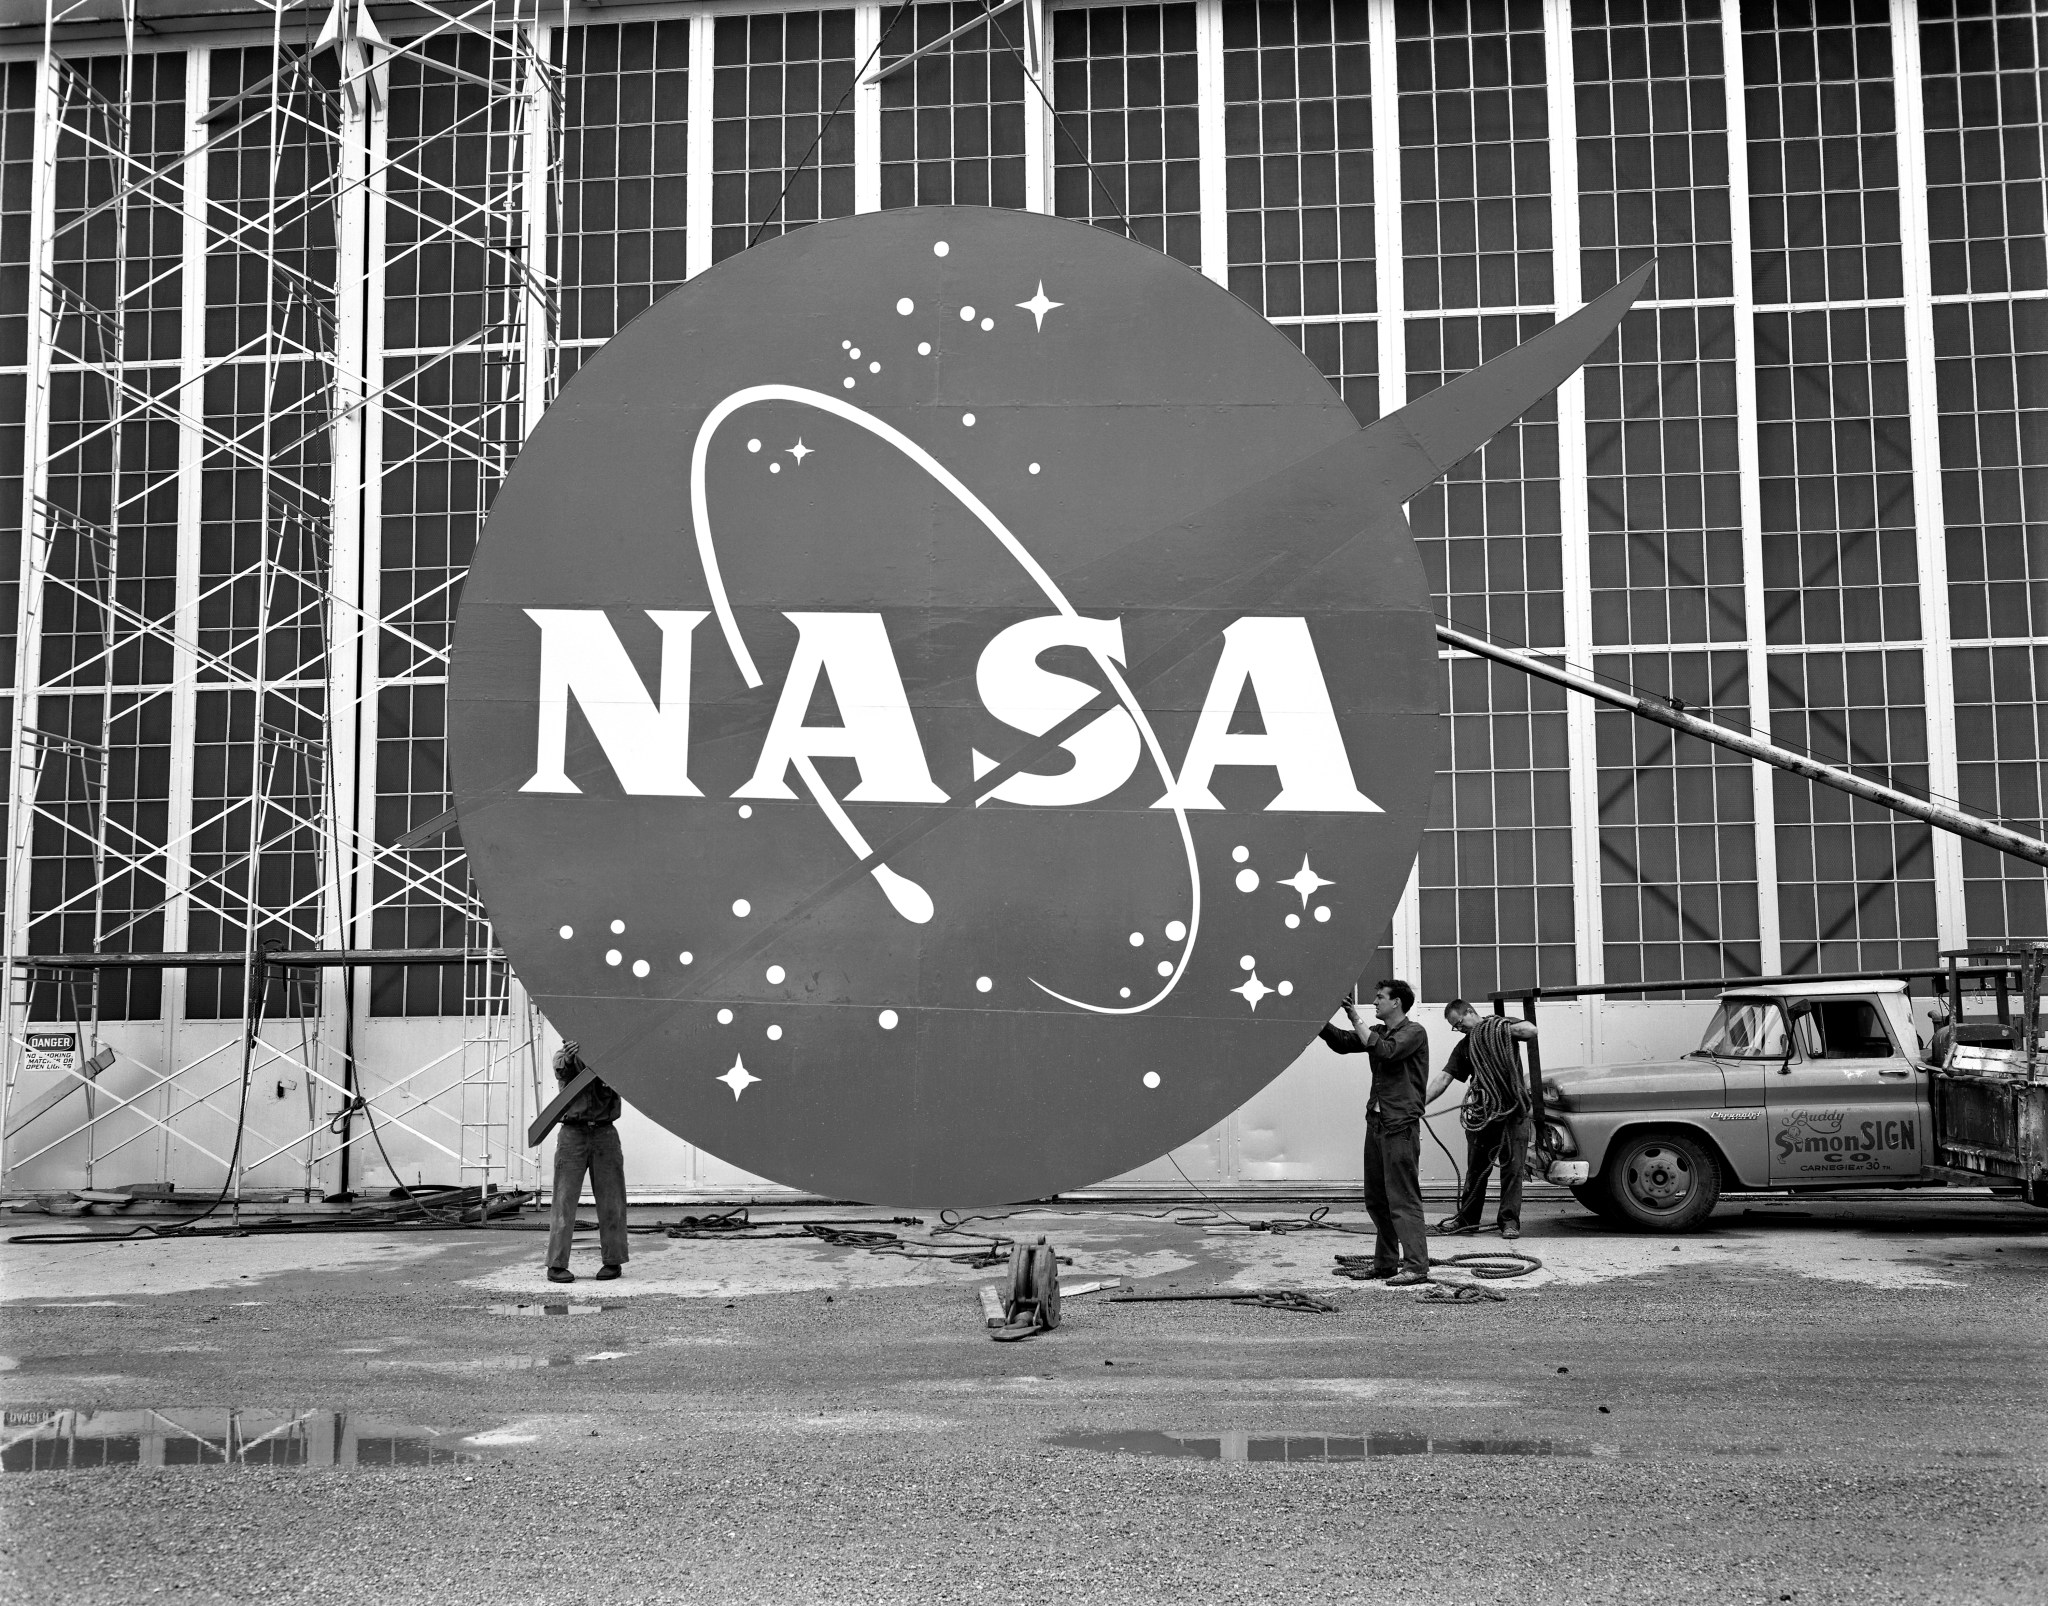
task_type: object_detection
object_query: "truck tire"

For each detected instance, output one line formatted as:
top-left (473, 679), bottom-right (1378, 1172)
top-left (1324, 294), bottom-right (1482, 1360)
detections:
top-left (1597, 1130), bottom-right (1721, 1232)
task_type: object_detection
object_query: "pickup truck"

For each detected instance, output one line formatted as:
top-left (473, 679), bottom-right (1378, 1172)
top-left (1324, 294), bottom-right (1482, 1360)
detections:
top-left (1531, 975), bottom-right (2048, 1231)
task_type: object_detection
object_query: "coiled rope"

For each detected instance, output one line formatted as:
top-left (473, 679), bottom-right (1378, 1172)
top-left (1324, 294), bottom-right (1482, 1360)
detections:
top-left (1460, 1015), bottom-right (1530, 1131)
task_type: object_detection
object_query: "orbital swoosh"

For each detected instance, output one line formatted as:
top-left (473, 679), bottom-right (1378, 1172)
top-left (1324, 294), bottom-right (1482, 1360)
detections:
top-left (688, 384), bottom-right (1202, 1017)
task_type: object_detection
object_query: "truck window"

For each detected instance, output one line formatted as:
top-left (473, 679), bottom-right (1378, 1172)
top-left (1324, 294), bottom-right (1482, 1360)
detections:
top-left (1697, 999), bottom-right (1788, 1057)
top-left (1793, 999), bottom-right (1897, 1060)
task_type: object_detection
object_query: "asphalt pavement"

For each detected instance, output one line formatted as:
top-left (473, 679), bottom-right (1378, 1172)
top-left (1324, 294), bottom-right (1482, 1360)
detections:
top-left (1, 1189), bottom-right (2043, 1605)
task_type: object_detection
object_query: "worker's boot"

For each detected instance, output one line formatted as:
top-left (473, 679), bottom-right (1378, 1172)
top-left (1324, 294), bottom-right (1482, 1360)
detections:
top-left (596, 1264), bottom-right (621, 1281)
top-left (1499, 1220), bottom-right (1521, 1240)
top-left (1385, 1269), bottom-right (1430, 1287)
top-left (546, 1267), bottom-right (574, 1283)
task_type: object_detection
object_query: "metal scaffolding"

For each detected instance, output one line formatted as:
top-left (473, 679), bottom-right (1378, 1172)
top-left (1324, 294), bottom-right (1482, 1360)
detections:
top-left (1, 0), bottom-right (559, 1199)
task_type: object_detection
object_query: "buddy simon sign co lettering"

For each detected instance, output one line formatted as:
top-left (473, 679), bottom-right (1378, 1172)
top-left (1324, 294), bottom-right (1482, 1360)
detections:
top-left (449, 208), bottom-right (1647, 1204)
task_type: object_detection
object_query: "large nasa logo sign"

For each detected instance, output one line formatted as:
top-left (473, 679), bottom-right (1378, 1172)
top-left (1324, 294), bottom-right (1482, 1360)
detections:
top-left (450, 208), bottom-right (1645, 1204)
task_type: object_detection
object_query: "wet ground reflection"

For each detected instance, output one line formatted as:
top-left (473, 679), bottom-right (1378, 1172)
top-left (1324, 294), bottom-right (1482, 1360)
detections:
top-left (2, 1408), bottom-right (481, 1472)
top-left (1049, 1429), bottom-right (1620, 1461)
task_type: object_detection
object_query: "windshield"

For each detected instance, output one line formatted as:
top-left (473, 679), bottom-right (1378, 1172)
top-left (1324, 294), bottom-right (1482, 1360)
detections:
top-left (1697, 998), bottom-right (1789, 1058)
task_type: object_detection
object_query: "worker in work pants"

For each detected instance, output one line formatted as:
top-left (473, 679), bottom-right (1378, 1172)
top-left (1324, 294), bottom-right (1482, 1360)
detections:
top-left (1362, 1116), bottom-right (1429, 1278)
top-left (1453, 1116), bottom-right (1527, 1234)
top-left (546, 1119), bottom-right (630, 1277)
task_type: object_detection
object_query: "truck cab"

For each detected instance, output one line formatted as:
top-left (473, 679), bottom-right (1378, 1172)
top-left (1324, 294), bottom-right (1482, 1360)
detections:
top-left (1538, 980), bottom-right (1932, 1231)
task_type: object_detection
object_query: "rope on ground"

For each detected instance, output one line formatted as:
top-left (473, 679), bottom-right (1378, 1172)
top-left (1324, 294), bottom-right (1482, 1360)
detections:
top-left (1431, 1249), bottom-right (1545, 1280)
top-left (1331, 1249), bottom-right (1544, 1293)
top-left (1417, 1282), bottom-right (1507, 1303)
top-left (1235, 1290), bottom-right (1340, 1313)
top-left (659, 1205), bottom-right (1029, 1269)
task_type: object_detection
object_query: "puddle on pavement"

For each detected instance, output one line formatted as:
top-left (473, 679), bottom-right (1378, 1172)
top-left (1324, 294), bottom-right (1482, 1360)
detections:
top-left (486, 1303), bottom-right (606, 1316)
top-left (1049, 1429), bottom-right (1620, 1462)
top-left (2, 1408), bottom-right (482, 1473)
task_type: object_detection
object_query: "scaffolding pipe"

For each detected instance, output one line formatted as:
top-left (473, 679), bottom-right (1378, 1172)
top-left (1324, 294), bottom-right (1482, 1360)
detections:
top-left (1438, 622), bottom-right (2048, 872)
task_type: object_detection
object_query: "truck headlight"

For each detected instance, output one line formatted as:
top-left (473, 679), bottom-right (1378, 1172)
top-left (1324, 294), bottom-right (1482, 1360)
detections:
top-left (1542, 1121), bottom-right (1576, 1157)
top-left (1540, 1080), bottom-right (1565, 1108)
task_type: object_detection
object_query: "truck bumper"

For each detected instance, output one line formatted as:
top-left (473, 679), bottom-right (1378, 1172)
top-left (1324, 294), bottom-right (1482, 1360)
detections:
top-left (1546, 1160), bottom-right (1591, 1186)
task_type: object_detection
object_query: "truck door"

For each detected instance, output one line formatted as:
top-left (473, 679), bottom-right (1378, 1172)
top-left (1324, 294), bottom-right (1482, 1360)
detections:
top-left (1765, 996), bottom-right (1926, 1185)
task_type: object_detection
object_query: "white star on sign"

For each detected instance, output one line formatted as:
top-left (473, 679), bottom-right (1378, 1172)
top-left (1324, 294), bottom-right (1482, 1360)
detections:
top-left (1232, 972), bottom-right (1274, 1010)
top-left (1279, 855), bottom-right (1335, 907)
top-left (787, 439), bottom-right (813, 464)
top-left (1015, 282), bottom-right (1063, 331)
top-left (717, 1057), bottom-right (759, 1100)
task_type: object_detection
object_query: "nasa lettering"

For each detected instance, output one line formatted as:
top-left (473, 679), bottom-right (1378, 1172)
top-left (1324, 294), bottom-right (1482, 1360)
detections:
top-left (449, 207), bottom-right (1636, 1204)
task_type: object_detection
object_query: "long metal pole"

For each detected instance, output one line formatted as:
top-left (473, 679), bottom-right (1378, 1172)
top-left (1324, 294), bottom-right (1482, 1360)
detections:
top-left (1436, 623), bottom-right (2048, 872)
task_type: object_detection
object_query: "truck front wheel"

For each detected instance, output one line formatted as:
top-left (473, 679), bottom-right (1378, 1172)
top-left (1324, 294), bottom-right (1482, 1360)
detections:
top-left (1597, 1131), bottom-right (1721, 1232)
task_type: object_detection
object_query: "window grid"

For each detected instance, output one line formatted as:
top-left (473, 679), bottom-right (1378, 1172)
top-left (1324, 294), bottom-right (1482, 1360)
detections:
top-left (203, 48), bottom-right (340, 363)
top-left (1409, 313), bottom-right (1564, 650)
top-left (1586, 304), bottom-right (1745, 647)
top-left (878, 2), bottom-right (1029, 211)
top-left (1049, 3), bottom-right (1203, 268)
top-left (8, 8), bottom-right (2045, 1021)
top-left (370, 681), bottom-right (478, 1018)
top-left (710, 10), bottom-right (857, 266)
top-left (372, 42), bottom-right (536, 1015)
top-left (39, 372), bottom-right (182, 691)
top-left (183, 688), bottom-right (328, 1020)
top-left (554, 21), bottom-right (690, 345)
top-left (1934, 297), bottom-right (2048, 639)
top-left (1741, 0), bottom-right (1903, 305)
top-left (1952, 643), bottom-right (2048, 940)
top-left (1593, 648), bottom-right (1760, 987)
top-left (1573, 0), bottom-right (1732, 301)
top-left (1919, 0), bottom-right (2047, 297)
top-left (0, 59), bottom-right (29, 697)
top-left (25, 51), bottom-right (189, 1017)
top-left (1418, 655), bottom-right (1576, 1003)
top-left (22, 690), bottom-right (171, 1020)
top-left (1768, 648), bottom-right (1939, 974)
top-left (1395, 0), bottom-right (1552, 313)
top-left (1279, 318), bottom-right (1380, 424)
top-left (51, 52), bottom-right (186, 368)
top-left (199, 359), bottom-right (333, 688)
top-left (1221, 0), bottom-right (1375, 320)
top-left (381, 37), bottom-right (519, 353)
top-left (1754, 306), bottom-right (1919, 646)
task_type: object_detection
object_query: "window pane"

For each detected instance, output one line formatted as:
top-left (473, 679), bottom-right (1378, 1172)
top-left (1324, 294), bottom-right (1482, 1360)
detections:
top-left (1935, 299), bottom-right (2048, 642)
top-left (1952, 644), bottom-right (2048, 943)
top-left (1050, 3), bottom-right (1203, 268)
top-left (710, 10), bottom-right (857, 265)
top-left (1754, 306), bottom-right (1919, 646)
top-left (1742, 0), bottom-right (1903, 304)
top-left (1593, 648), bottom-right (1760, 989)
top-left (1396, 0), bottom-right (1552, 312)
top-left (1585, 305), bottom-right (1745, 647)
top-left (878, 3), bottom-right (1028, 213)
top-left (1223, 0), bottom-right (1375, 319)
top-left (1574, 0), bottom-right (1732, 299)
top-left (1919, 3), bottom-right (2047, 296)
top-left (1769, 648), bottom-right (1938, 974)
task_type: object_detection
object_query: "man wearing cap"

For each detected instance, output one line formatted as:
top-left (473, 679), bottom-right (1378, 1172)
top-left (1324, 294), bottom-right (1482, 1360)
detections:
top-left (545, 1039), bottom-right (630, 1284)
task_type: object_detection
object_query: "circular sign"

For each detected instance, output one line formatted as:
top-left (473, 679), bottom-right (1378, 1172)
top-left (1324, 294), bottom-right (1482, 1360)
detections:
top-left (450, 207), bottom-right (1441, 1204)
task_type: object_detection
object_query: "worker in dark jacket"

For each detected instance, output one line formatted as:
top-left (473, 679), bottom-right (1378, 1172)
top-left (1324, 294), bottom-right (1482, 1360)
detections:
top-left (546, 1039), bottom-right (629, 1283)
top-left (1320, 980), bottom-right (1432, 1285)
